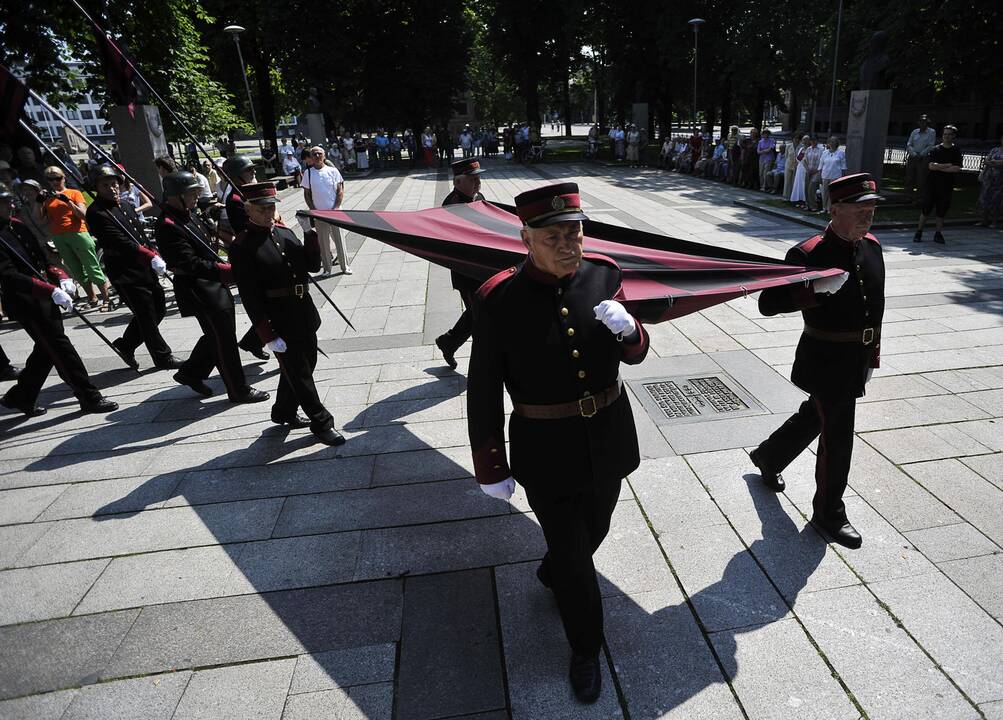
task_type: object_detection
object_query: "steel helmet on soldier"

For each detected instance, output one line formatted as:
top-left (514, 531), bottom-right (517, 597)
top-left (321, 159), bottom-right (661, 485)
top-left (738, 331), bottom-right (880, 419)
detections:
top-left (222, 155), bottom-right (255, 179)
top-left (162, 171), bottom-right (202, 197)
top-left (91, 164), bottom-right (124, 183)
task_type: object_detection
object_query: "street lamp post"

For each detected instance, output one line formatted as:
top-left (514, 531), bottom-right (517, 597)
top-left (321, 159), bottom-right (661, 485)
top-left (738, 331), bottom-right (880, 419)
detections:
top-left (827, 0), bottom-right (844, 135)
top-left (689, 18), bottom-right (705, 135)
top-left (223, 24), bottom-right (264, 156)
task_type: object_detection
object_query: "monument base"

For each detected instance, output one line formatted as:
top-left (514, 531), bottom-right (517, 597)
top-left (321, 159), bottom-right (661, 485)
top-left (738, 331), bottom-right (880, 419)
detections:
top-left (108, 105), bottom-right (169, 200)
top-left (844, 89), bottom-right (892, 185)
top-left (306, 113), bottom-right (326, 145)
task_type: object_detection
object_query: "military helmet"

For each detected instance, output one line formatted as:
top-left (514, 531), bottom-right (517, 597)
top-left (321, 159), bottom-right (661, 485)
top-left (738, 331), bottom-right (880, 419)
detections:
top-left (222, 155), bottom-right (256, 180)
top-left (92, 164), bottom-right (124, 183)
top-left (162, 171), bottom-right (202, 197)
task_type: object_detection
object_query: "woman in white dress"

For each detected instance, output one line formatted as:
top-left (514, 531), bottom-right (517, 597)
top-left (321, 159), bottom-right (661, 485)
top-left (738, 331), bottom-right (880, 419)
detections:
top-left (789, 137), bottom-right (808, 207)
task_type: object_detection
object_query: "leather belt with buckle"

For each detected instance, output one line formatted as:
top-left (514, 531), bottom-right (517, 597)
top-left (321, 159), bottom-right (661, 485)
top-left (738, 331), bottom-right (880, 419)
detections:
top-left (265, 284), bottom-right (307, 299)
top-left (513, 380), bottom-right (621, 420)
top-left (803, 325), bottom-right (879, 345)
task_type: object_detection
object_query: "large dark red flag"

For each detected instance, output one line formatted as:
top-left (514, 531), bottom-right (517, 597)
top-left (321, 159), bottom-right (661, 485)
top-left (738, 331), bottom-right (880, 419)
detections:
top-left (0, 64), bottom-right (29, 138)
top-left (300, 200), bottom-right (842, 324)
top-left (93, 31), bottom-right (138, 117)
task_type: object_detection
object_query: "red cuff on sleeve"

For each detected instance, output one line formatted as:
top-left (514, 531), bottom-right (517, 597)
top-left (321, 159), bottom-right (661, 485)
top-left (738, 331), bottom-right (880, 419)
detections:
top-left (622, 319), bottom-right (648, 360)
top-left (136, 245), bottom-right (157, 266)
top-left (217, 262), bottom-right (234, 285)
top-left (472, 440), bottom-right (510, 485)
top-left (254, 318), bottom-right (277, 344)
top-left (31, 277), bottom-right (57, 300)
top-left (46, 266), bottom-right (68, 282)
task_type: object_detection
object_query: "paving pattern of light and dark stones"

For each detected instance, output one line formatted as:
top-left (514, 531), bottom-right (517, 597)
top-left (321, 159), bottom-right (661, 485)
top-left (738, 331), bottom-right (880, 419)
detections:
top-left (1, 160), bottom-right (1002, 720)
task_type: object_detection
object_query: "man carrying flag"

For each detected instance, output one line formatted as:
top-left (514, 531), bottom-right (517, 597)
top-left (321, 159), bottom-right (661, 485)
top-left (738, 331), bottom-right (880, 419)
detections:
top-left (154, 171), bottom-right (268, 404)
top-left (435, 156), bottom-right (486, 369)
top-left (0, 183), bottom-right (118, 416)
top-left (86, 164), bottom-right (181, 371)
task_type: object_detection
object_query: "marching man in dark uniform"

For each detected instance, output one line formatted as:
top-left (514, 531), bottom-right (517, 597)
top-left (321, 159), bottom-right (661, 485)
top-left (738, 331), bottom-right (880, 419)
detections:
top-left (750, 172), bottom-right (885, 549)
top-left (467, 182), bottom-right (649, 703)
top-left (154, 171), bottom-right (268, 404)
top-left (85, 164), bottom-right (182, 371)
top-left (220, 156), bottom-right (270, 361)
top-left (228, 182), bottom-right (345, 446)
top-left (0, 183), bottom-right (118, 416)
top-left (435, 157), bottom-right (485, 369)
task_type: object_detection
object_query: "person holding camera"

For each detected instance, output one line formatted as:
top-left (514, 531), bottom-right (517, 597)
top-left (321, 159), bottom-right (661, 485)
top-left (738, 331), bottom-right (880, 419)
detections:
top-left (41, 166), bottom-right (113, 311)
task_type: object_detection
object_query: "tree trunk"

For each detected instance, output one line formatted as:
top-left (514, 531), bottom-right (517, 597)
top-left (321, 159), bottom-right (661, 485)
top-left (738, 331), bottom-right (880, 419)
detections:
top-left (720, 82), bottom-right (733, 136)
top-left (563, 70), bottom-right (572, 137)
top-left (786, 89), bottom-right (799, 132)
top-left (251, 52), bottom-right (278, 156)
top-left (752, 88), bottom-right (765, 130)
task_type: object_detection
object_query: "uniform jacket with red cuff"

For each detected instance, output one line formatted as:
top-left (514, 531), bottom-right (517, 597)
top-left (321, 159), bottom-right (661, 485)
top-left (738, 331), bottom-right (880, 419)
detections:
top-left (467, 253), bottom-right (649, 499)
top-left (154, 204), bottom-right (234, 317)
top-left (0, 218), bottom-right (68, 319)
top-left (229, 223), bottom-right (321, 343)
top-left (758, 225), bottom-right (884, 400)
top-left (86, 197), bottom-right (159, 286)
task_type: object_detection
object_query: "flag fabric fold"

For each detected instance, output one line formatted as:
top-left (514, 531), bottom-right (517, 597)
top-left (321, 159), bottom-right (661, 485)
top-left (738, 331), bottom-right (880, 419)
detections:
top-left (301, 200), bottom-right (841, 324)
top-left (0, 64), bottom-right (29, 138)
top-left (93, 31), bottom-right (139, 117)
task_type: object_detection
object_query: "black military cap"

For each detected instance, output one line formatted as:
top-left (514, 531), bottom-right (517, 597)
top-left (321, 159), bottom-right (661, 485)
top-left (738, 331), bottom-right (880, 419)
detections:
top-left (450, 157), bottom-right (485, 176)
top-left (514, 182), bottom-right (588, 228)
top-left (241, 181), bottom-right (278, 205)
top-left (829, 172), bottom-right (884, 204)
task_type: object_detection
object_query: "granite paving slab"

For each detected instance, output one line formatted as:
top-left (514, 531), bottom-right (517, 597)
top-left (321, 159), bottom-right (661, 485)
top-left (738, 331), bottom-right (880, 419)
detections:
top-left (171, 658), bottom-right (295, 720)
top-left (61, 671), bottom-right (191, 720)
top-left (0, 559), bottom-right (108, 624)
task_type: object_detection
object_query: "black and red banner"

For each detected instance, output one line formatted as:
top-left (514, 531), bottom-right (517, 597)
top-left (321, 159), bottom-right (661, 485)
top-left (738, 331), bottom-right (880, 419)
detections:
top-left (0, 64), bottom-right (29, 138)
top-left (302, 200), bottom-right (842, 324)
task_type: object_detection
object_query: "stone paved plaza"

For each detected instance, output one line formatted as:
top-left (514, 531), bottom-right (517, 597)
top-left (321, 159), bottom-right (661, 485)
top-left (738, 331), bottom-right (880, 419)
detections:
top-left (1, 160), bottom-right (1002, 720)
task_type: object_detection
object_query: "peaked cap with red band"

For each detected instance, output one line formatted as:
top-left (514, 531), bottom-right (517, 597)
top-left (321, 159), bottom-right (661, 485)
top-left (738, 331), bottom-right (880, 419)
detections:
top-left (450, 157), bottom-right (485, 176)
top-left (829, 172), bottom-right (884, 204)
top-left (514, 182), bottom-right (588, 228)
top-left (241, 181), bottom-right (278, 205)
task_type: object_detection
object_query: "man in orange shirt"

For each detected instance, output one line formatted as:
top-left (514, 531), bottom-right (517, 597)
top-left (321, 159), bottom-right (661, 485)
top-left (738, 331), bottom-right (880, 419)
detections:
top-left (41, 166), bottom-right (113, 310)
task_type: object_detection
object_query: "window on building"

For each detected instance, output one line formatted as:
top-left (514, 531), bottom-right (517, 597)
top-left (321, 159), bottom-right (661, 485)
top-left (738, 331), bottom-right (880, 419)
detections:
top-left (82, 109), bottom-right (94, 120)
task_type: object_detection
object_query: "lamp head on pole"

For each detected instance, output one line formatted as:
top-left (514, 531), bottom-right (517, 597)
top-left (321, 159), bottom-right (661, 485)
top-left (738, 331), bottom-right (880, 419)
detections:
top-left (688, 17), bottom-right (705, 33)
top-left (224, 24), bottom-right (245, 41)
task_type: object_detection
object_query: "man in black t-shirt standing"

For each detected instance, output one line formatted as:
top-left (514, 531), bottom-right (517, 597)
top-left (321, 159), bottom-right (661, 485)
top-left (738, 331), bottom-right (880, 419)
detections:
top-left (914, 125), bottom-right (963, 244)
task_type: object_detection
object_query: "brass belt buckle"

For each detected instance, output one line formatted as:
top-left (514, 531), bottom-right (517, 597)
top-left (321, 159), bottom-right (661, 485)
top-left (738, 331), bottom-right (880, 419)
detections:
top-left (578, 395), bottom-right (598, 418)
top-left (862, 327), bottom-right (874, 345)
top-left (294, 284), bottom-right (304, 298)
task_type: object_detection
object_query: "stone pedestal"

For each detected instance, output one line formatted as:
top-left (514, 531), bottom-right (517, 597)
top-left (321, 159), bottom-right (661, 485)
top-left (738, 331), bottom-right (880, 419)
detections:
top-left (306, 113), bottom-right (326, 145)
top-left (632, 103), bottom-right (649, 133)
top-left (844, 89), bottom-right (892, 184)
top-left (108, 104), bottom-right (169, 200)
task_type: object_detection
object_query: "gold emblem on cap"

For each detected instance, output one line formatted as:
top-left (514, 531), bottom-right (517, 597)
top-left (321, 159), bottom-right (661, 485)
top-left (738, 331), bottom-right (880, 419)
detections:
top-left (551, 196), bottom-right (566, 211)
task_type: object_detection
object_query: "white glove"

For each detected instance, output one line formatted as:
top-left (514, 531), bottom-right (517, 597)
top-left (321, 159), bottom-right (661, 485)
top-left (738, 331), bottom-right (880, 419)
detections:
top-left (593, 299), bottom-right (636, 338)
top-left (865, 368), bottom-right (873, 383)
top-left (59, 278), bottom-right (76, 294)
top-left (51, 287), bottom-right (73, 309)
top-left (480, 476), bottom-right (515, 500)
top-left (151, 255), bottom-right (167, 276)
top-left (266, 337), bottom-right (287, 353)
top-left (814, 271), bottom-right (849, 295)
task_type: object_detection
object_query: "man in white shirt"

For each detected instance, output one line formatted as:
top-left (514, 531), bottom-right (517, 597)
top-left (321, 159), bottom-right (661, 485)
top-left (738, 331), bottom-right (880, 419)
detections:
top-left (905, 114), bottom-right (937, 201)
top-left (819, 137), bottom-right (847, 211)
top-left (802, 137), bottom-right (824, 212)
top-left (302, 146), bottom-right (351, 276)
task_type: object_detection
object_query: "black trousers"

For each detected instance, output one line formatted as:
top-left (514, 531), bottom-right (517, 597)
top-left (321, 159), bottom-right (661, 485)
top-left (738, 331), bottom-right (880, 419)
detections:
top-left (526, 477), bottom-right (622, 656)
top-left (438, 290), bottom-right (473, 353)
top-left (755, 396), bottom-right (856, 520)
top-left (115, 282), bottom-right (173, 366)
top-left (273, 335), bottom-right (333, 431)
top-left (0, 343), bottom-right (10, 368)
top-left (180, 308), bottom-right (249, 400)
top-left (239, 326), bottom-right (263, 352)
top-left (3, 306), bottom-right (101, 407)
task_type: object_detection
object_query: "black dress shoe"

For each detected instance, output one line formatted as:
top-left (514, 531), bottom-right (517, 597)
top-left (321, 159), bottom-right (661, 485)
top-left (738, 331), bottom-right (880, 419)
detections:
top-left (313, 427), bottom-right (346, 446)
top-left (232, 388), bottom-right (270, 404)
top-left (173, 371), bottom-right (213, 397)
top-left (435, 335), bottom-right (458, 370)
top-left (272, 412), bottom-right (311, 428)
top-left (749, 448), bottom-right (785, 492)
top-left (913, 230), bottom-right (923, 243)
top-left (80, 397), bottom-right (119, 414)
top-left (1, 395), bottom-right (46, 417)
top-left (811, 514), bottom-right (863, 549)
top-left (536, 562), bottom-right (553, 589)
top-left (0, 364), bottom-right (21, 381)
top-left (154, 355), bottom-right (185, 370)
top-left (238, 338), bottom-right (270, 361)
top-left (112, 339), bottom-right (139, 370)
top-left (569, 652), bottom-right (602, 704)
top-left (933, 231), bottom-right (946, 244)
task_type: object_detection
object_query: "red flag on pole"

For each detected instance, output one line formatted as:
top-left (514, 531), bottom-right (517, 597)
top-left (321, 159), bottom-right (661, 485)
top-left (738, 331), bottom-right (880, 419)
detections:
top-left (0, 64), bottom-right (29, 138)
top-left (93, 31), bottom-right (139, 118)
